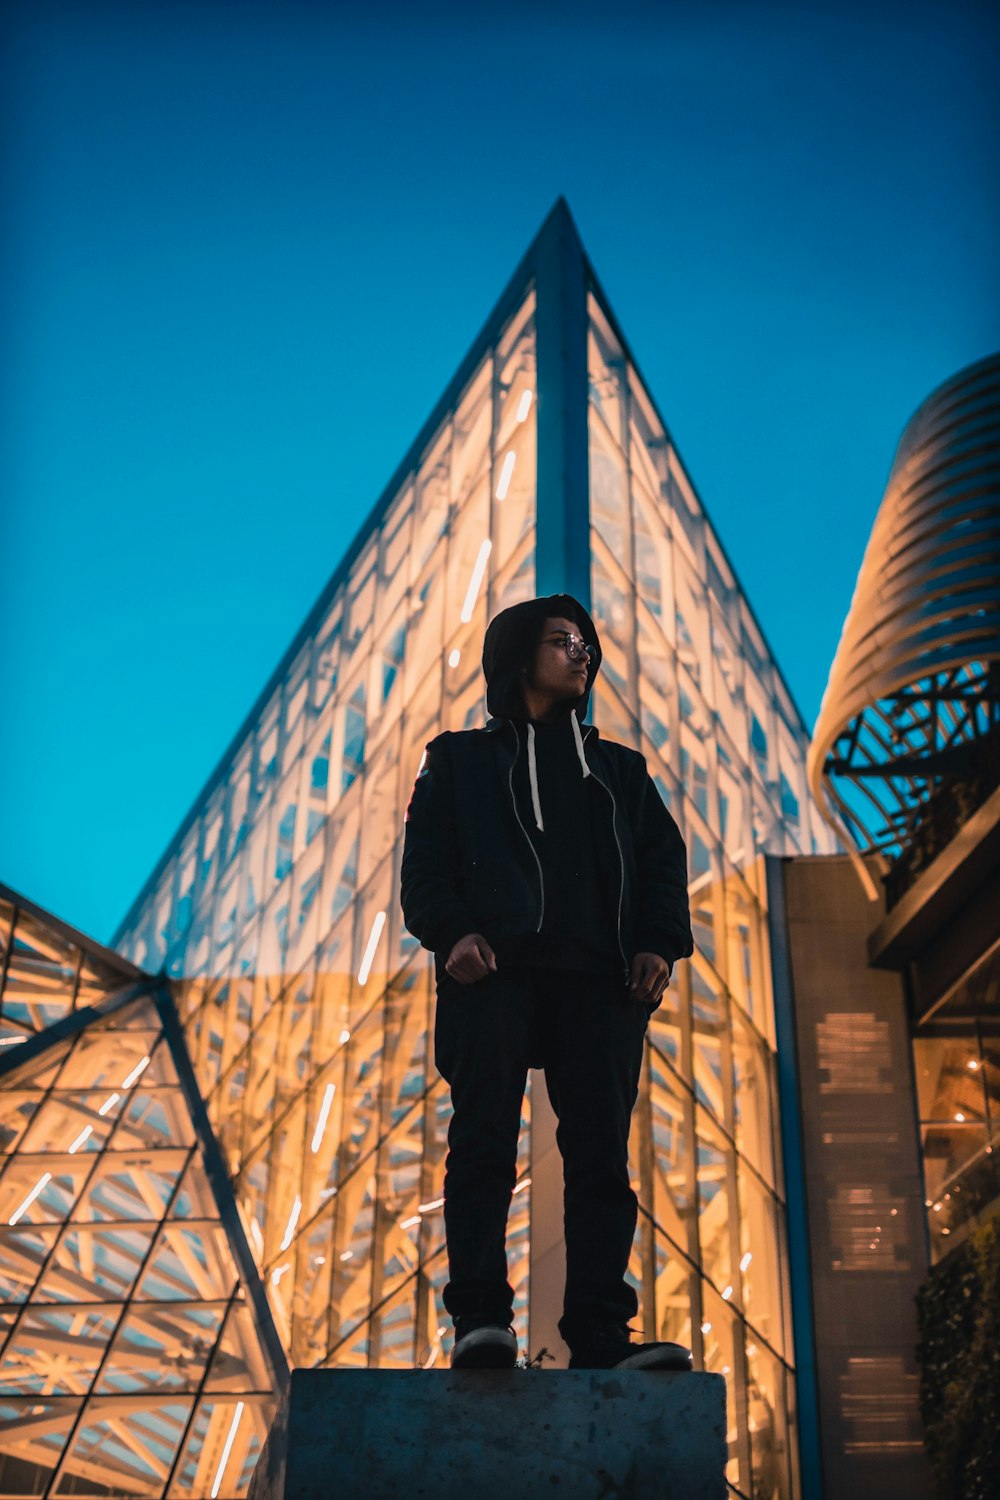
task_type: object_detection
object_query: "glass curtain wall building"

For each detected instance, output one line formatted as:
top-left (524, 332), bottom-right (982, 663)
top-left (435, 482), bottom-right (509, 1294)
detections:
top-left (0, 888), bottom-right (285, 1498)
top-left (3, 200), bottom-right (836, 1500)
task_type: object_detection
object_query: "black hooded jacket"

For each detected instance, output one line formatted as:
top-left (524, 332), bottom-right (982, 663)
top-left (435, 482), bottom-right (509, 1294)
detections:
top-left (399, 593), bottom-right (694, 988)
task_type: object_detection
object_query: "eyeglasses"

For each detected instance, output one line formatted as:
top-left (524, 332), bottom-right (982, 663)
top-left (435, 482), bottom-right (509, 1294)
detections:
top-left (541, 631), bottom-right (595, 662)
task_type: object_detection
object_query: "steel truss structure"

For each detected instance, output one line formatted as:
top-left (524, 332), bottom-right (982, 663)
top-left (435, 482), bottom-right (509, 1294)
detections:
top-left (0, 888), bottom-right (286, 1497)
top-left (809, 352), bottom-right (1000, 901)
top-left (4, 202), bottom-right (837, 1499)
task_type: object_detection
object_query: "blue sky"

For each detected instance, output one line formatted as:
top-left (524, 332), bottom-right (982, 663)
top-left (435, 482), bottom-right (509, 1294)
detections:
top-left (1, 0), bottom-right (997, 945)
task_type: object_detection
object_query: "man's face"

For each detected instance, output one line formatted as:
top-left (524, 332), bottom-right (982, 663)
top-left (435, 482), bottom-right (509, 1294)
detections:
top-left (525, 615), bottom-right (592, 702)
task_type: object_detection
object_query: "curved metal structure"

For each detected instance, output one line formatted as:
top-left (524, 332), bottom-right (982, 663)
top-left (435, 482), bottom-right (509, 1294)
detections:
top-left (808, 351), bottom-right (1000, 900)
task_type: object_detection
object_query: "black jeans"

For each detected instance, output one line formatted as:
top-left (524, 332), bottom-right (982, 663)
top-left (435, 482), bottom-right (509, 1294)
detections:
top-left (433, 963), bottom-right (651, 1345)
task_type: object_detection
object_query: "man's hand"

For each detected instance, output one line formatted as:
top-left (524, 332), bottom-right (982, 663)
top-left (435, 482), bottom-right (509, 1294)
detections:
top-left (630, 951), bottom-right (672, 1005)
top-left (445, 933), bottom-right (498, 984)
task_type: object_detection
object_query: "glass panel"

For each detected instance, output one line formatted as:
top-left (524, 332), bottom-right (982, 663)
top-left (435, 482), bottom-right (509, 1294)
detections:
top-left (55, 1398), bottom-right (192, 1495)
top-left (167, 1395), bottom-right (272, 1498)
top-left (0, 1396), bottom-right (81, 1494)
top-left (96, 1302), bottom-right (228, 1394)
top-left (0, 1225), bottom-right (59, 1303)
top-left (134, 1223), bottom-right (240, 1302)
top-left (47, 1225), bottom-right (155, 1303)
top-left (0, 1304), bottom-right (120, 1394)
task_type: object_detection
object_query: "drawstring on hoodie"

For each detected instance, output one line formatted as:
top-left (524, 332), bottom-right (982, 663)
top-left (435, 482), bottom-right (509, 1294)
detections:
top-left (525, 713), bottom-right (592, 832)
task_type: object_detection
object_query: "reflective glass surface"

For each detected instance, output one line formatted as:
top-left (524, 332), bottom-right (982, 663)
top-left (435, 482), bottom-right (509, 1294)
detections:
top-left (0, 974), bottom-right (278, 1499)
top-left (587, 291), bottom-right (835, 1495)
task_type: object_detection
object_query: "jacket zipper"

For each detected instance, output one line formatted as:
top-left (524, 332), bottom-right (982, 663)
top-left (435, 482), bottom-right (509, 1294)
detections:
top-left (509, 721), bottom-right (545, 932)
top-left (582, 726), bottom-right (630, 986)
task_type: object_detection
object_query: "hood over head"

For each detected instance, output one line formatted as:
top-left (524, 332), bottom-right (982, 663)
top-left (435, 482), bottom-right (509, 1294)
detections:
top-left (481, 592), bottom-right (602, 723)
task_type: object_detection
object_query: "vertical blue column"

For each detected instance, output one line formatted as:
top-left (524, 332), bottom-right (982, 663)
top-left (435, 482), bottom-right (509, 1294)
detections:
top-left (533, 198), bottom-right (592, 624)
top-left (765, 855), bottom-right (825, 1500)
top-left (528, 199), bottom-right (593, 1362)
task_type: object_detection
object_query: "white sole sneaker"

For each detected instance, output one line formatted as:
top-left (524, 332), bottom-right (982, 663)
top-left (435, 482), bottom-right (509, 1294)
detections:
top-left (450, 1326), bottom-right (518, 1369)
top-left (613, 1345), bottom-right (692, 1371)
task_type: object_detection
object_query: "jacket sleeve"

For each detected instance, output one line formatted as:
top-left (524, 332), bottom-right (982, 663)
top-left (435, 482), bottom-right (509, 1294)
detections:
top-left (629, 754), bottom-right (694, 967)
top-left (400, 732), bottom-right (479, 959)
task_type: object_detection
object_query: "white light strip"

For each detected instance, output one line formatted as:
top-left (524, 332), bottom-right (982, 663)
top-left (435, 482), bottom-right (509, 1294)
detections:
top-left (357, 911), bottom-right (386, 986)
top-left (121, 1055), bottom-right (151, 1089)
top-left (9, 1173), bottom-right (52, 1226)
top-left (495, 451), bottom-right (516, 500)
top-left (339, 1028), bottom-right (351, 1045)
top-left (0, 1036), bottom-right (27, 1047)
top-left (512, 1176), bottom-right (531, 1195)
top-left (279, 1196), bottom-right (302, 1252)
top-left (516, 389), bottom-right (533, 422)
top-left (740, 1251), bottom-right (752, 1272)
top-left (417, 1196), bottom-right (444, 1213)
top-left (400, 1214), bottom-right (422, 1230)
top-left (68, 1126), bottom-right (94, 1156)
top-left (310, 1083), bottom-right (336, 1155)
top-left (210, 1401), bottom-right (245, 1499)
top-left (460, 538), bottom-right (492, 623)
top-left (97, 1093), bottom-right (121, 1118)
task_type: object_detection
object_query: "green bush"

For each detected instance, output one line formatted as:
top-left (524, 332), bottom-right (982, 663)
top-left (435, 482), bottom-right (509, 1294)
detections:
top-left (915, 1216), bottom-right (1000, 1499)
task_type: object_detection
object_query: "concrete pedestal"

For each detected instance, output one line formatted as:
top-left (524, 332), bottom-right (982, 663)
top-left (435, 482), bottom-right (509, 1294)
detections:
top-left (248, 1367), bottom-right (727, 1499)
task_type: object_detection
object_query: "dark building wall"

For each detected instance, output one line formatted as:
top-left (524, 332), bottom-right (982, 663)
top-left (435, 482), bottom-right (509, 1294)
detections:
top-left (775, 855), bottom-right (932, 1500)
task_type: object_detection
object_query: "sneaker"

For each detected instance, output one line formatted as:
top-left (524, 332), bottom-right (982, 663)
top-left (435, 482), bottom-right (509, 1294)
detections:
top-left (567, 1321), bottom-right (692, 1372)
top-left (450, 1316), bottom-right (518, 1370)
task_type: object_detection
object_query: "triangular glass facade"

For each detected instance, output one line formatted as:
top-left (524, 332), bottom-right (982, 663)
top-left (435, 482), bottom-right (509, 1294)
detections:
top-left (5, 202), bottom-right (838, 1498)
top-left (0, 892), bottom-right (284, 1499)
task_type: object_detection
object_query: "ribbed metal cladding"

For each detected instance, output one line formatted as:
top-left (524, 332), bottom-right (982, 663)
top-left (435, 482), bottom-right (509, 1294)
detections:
top-left (808, 351), bottom-right (1000, 861)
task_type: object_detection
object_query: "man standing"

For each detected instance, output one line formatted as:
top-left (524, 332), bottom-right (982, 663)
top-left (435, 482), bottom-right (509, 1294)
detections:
top-left (400, 593), bottom-right (694, 1371)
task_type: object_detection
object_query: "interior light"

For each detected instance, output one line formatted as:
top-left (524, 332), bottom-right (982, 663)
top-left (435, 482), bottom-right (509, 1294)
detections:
top-left (310, 1083), bottom-right (337, 1155)
top-left (739, 1252), bottom-right (752, 1272)
top-left (967, 1059), bottom-right (981, 1071)
top-left (954, 1112), bottom-right (966, 1122)
top-left (400, 1214), bottom-right (422, 1230)
top-left (339, 1249), bottom-right (354, 1261)
top-left (9, 1173), bottom-right (53, 1227)
top-left (279, 1196), bottom-right (302, 1252)
top-left (721, 1285), bottom-right (733, 1301)
top-left (701, 1321), bottom-right (712, 1335)
top-left (357, 911), bottom-right (386, 985)
top-left (448, 648), bottom-right (461, 668)
top-left (121, 1055), bottom-right (151, 1089)
top-left (512, 1176), bottom-right (531, 1195)
top-left (0, 1036), bottom-right (26, 1047)
top-left (495, 452), bottom-right (517, 500)
top-left (516, 389), bottom-right (533, 422)
top-left (97, 1093), bottom-right (121, 1118)
top-left (68, 1126), bottom-right (93, 1156)
top-left (460, 538), bottom-right (492, 623)
top-left (417, 1196), bottom-right (444, 1213)
top-left (210, 1402), bottom-right (245, 1500)
top-left (339, 1028), bottom-right (351, 1045)
top-left (269, 1264), bottom-right (290, 1286)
